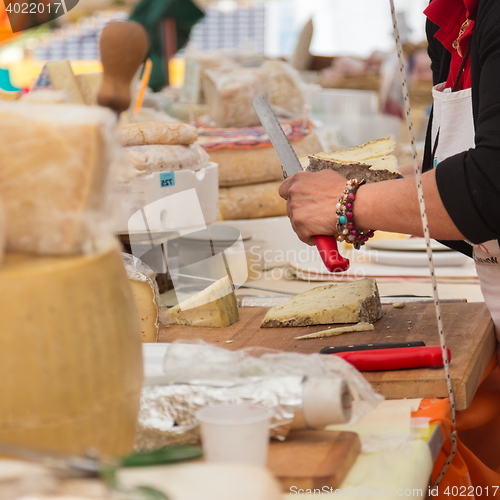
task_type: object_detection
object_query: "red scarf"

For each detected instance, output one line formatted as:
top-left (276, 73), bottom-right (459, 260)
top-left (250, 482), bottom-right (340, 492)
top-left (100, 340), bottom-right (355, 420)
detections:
top-left (424, 0), bottom-right (480, 90)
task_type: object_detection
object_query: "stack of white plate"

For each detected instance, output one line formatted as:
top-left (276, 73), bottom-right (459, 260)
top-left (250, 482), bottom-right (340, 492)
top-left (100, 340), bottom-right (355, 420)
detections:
top-left (363, 238), bottom-right (469, 267)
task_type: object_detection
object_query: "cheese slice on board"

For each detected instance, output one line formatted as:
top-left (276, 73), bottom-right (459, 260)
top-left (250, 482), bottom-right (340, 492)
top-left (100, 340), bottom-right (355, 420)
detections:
top-left (0, 101), bottom-right (117, 255)
top-left (163, 276), bottom-right (240, 327)
top-left (261, 278), bottom-right (382, 328)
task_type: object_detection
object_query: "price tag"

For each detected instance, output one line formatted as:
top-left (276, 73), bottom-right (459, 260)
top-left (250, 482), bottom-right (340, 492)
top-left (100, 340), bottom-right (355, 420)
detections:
top-left (159, 172), bottom-right (175, 188)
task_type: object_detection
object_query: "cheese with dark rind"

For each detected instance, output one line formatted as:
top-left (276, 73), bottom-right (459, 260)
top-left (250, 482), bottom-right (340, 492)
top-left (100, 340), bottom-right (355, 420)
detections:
top-left (305, 157), bottom-right (402, 183)
top-left (295, 137), bottom-right (402, 183)
top-left (261, 278), bottom-right (382, 328)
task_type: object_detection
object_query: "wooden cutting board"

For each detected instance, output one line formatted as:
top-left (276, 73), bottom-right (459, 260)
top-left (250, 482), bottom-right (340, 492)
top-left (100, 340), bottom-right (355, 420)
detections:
top-left (267, 430), bottom-right (361, 492)
top-left (159, 302), bottom-right (496, 410)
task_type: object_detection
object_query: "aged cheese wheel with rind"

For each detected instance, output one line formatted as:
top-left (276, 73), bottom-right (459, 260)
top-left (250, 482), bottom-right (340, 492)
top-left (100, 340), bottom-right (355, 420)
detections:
top-left (0, 244), bottom-right (143, 457)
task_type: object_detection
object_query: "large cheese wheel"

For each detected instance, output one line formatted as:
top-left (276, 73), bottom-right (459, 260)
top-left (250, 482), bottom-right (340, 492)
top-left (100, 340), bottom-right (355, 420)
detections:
top-left (209, 131), bottom-right (322, 187)
top-left (218, 181), bottom-right (286, 220)
top-left (0, 244), bottom-right (143, 457)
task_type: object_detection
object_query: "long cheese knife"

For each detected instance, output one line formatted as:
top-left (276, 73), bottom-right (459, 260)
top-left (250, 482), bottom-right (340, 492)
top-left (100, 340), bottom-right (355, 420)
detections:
top-left (252, 95), bottom-right (350, 272)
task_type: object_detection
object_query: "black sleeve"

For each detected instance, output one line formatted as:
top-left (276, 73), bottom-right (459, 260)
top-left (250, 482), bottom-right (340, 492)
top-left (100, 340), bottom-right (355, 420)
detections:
top-left (434, 0), bottom-right (500, 244)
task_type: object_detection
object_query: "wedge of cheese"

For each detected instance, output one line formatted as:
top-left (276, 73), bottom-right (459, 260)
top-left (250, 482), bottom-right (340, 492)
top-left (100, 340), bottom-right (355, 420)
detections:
top-left (261, 278), bottom-right (382, 328)
top-left (300, 137), bottom-right (401, 183)
top-left (164, 275), bottom-right (240, 327)
top-left (0, 101), bottom-right (117, 255)
top-left (45, 59), bottom-right (86, 105)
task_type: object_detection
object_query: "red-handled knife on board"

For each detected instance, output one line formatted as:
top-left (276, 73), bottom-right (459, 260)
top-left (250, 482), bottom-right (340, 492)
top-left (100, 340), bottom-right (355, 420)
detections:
top-left (252, 95), bottom-right (350, 272)
top-left (329, 346), bottom-right (452, 372)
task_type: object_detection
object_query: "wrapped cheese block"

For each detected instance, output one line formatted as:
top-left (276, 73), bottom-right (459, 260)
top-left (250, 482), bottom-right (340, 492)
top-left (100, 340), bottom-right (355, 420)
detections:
top-left (124, 144), bottom-right (209, 173)
top-left (0, 101), bottom-right (120, 255)
top-left (119, 121), bottom-right (198, 147)
top-left (0, 244), bottom-right (143, 456)
top-left (262, 60), bottom-right (305, 116)
top-left (219, 181), bottom-right (286, 220)
top-left (195, 117), bottom-right (322, 187)
top-left (202, 67), bottom-right (267, 128)
top-left (123, 253), bottom-right (160, 343)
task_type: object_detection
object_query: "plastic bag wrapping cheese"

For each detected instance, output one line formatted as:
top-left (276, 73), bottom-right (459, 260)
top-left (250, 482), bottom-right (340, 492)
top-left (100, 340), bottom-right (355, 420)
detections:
top-left (0, 101), bottom-right (126, 255)
top-left (262, 60), bottom-right (306, 117)
top-left (124, 143), bottom-right (209, 174)
top-left (123, 253), bottom-right (161, 343)
top-left (202, 67), bottom-right (268, 128)
top-left (119, 121), bottom-right (198, 147)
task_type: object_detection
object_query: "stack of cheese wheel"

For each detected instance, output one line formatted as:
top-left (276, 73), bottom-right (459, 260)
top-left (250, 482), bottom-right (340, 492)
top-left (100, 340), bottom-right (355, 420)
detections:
top-left (196, 118), bottom-right (322, 221)
top-left (0, 101), bottom-right (143, 457)
top-left (198, 61), bottom-right (322, 221)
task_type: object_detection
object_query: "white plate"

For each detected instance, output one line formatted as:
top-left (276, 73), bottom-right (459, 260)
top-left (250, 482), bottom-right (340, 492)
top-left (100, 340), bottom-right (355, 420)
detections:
top-left (361, 248), bottom-right (469, 267)
top-left (366, 238), bottom-right (451, 252)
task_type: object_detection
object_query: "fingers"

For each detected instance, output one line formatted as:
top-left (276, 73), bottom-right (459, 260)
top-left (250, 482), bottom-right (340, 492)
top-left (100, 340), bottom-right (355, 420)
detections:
top-left (278, 176), bottom-right (293, 200)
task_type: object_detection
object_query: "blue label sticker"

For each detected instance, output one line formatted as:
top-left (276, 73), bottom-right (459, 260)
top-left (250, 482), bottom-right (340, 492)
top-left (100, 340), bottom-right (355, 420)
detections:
top-left (159, 172), bottom-right (175, 188)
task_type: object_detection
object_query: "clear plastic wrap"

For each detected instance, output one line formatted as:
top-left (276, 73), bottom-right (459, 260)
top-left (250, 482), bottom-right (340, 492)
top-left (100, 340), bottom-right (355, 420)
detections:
top-left (124, 143), bottom-right (210, 174)
top-left (0, 101), bottom-right (126, 255)
top-left (262, 60), bottom-right (306, 117)
top-left (202, 67), bottom-right (268, 128)
top-left (122, 253), bottom-right (162, 343)
top-left (134, 341), bottom-right (382, 450)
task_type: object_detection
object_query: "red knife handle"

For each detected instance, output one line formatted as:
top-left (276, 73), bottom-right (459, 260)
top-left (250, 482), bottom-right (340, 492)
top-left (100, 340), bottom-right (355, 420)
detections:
top-left (330, 346), bottom-right (452, 371)
top-left (313, 235), bottom-right (350, 272)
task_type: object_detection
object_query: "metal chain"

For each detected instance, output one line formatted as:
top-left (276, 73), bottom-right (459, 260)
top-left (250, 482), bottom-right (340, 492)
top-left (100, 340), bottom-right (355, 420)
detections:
top-left (388, 0), bottom-right (458, 490)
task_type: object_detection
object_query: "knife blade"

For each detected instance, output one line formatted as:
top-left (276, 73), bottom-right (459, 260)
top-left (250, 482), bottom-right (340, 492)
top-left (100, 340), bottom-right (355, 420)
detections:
top-left (252, 95), bottom-right (350, 273)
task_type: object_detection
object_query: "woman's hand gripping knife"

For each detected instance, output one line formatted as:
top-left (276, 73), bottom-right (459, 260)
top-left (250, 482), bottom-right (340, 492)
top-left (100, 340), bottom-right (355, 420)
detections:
top-left (278, 168), bottom-right (465, 244)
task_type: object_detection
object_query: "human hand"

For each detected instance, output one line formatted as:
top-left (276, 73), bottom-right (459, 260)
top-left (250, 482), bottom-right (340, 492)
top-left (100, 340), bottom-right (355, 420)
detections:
top-left (278, 170), bottom-right (347, 245)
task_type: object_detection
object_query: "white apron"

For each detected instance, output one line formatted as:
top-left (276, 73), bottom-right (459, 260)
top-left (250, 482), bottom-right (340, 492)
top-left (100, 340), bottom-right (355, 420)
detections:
top-left (432, 83), bottom-right (500, 341)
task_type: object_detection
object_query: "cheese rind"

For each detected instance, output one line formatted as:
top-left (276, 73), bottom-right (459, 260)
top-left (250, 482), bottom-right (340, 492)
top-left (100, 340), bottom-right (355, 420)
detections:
top-left (261, 278), bottom-right (382, 328)
top-left (164, 276), bottom-right (240, 327)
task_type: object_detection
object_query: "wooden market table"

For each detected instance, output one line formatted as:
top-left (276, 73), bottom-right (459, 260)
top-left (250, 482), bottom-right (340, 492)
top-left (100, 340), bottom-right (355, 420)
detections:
top-left (160, 301), bottom-right (495, 411)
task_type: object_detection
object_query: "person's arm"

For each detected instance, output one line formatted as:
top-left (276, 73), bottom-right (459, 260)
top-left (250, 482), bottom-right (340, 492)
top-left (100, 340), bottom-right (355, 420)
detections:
top-left (279, 169), bottom-right (464, 246)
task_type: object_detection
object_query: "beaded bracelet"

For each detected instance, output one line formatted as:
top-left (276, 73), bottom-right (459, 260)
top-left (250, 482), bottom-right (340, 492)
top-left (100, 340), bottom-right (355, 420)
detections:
top-left (335, 178), bottom-right (375, 250)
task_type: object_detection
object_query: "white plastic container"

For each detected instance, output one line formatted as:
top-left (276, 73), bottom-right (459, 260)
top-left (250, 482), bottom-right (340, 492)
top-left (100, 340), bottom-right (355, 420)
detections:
top-left (196, 404), bottom-right (272, 466)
